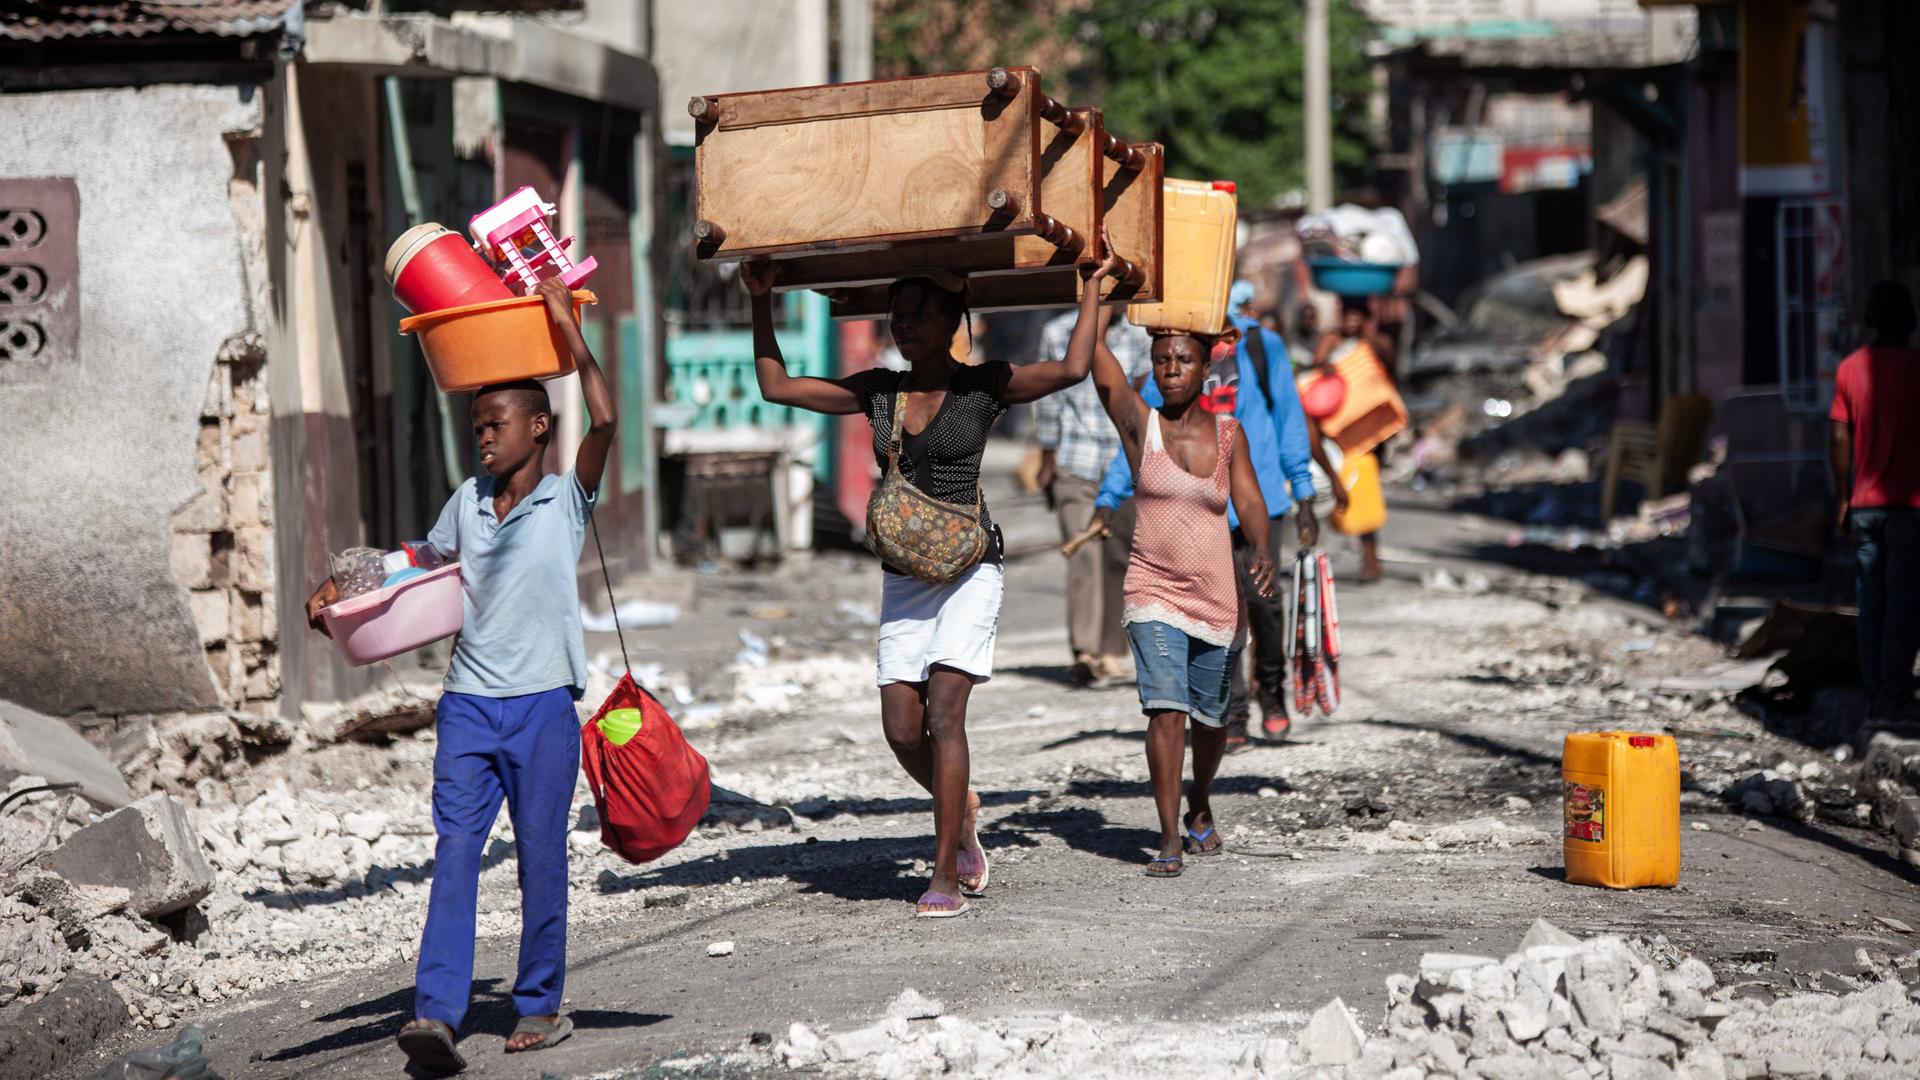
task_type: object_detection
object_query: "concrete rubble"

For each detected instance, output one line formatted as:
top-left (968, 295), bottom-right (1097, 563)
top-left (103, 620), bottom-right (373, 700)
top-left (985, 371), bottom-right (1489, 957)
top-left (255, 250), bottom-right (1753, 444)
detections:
top-left (752, 923), bottom-right (1920, 1079)
top-left (41, 793), bottom-right (214, 918)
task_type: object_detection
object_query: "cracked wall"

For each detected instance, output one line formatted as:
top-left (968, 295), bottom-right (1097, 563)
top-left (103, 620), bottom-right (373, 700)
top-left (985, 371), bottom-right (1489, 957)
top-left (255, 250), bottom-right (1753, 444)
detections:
top-left (0, 85), bottom-right (269, 715)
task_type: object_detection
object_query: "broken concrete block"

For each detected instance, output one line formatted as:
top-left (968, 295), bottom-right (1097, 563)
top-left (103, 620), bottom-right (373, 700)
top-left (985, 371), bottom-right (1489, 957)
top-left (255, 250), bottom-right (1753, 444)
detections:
top-left (0, 899), bottom-right (69, 1005)
top-left (1566, 951), bottom-right (1626, 1036)
top-left (0, 700), bottom-right (132, 810)
top-left (1501, 981), bottom-right (1556, 1042)
top-left (40, 793), bottom-right (213, 918)
top-left (1420, 952), bottom-right (1500, 990)
top-left (1610, 1054), bottom-right (1679, 1080)
top-left (1522, 917), bottom-right (1582, 950)
top-left (1615, 1030), bottom-right (1681, 1062)
top-left (340, 810), bottom-right (388, 843)
top-left (16, 873), bottom-right (130, 947)
top-left (887, 987), bottom-right (942, 1020)
top-left (1473, 1052), bottom-right (1554, 1080)
top-left (824, 1021), bottom-right (896, 1062)
top-left (1304, 996), bottom-right (1366, 1065)
top-left (778, 1023), bottom-right (825, 1069)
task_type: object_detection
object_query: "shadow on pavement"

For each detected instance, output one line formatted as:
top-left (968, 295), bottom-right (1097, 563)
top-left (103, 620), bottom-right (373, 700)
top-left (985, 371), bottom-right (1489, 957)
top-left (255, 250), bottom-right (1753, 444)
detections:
top-left (263, 977), bottom-right (670, 1069)
top-left (998, 661), bottom-right (1090, 688)
top-left (1060, 774), bottom-right (1297, 801)
top-left (995, 806), bottom-right (1155, 865)
top-left (597, 831), bottom-right (1042, 902)
top-left (1040, 727), bottom-right (1146, 751)
top-left (791, 788), bottom-right (1044, 823)
top-left (264, 981), bottom-right (427, 1063)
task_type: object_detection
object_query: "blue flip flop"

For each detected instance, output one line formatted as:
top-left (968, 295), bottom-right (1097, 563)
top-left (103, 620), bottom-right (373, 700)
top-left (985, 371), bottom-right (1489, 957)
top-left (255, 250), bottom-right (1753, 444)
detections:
top-left (1183, 823), bottom-right (1223, 856)
top-left (1144, 855), bottom-right (1184, 878)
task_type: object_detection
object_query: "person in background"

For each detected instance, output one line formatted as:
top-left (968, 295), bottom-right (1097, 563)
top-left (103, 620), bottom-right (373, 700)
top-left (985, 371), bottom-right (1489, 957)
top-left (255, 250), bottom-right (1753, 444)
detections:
top-left (1289, 302), bottom-right (1322, 371)
top-left (1093, 281), bottom-right (1319, 746)
top-left (1830, 282), bottom-right (1920, 722)
top-left (1315, 297), bottom-right (1395, 583)
top-left (1034, 305), bottom-right (1152, 687)
top-left (1082, 303), bottom-right (1278, 877)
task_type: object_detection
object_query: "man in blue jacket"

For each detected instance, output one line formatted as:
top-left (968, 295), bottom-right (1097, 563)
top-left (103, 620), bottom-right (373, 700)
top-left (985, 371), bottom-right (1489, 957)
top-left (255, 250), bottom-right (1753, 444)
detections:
top-left (1093, 282), bottom-right (1319, 744)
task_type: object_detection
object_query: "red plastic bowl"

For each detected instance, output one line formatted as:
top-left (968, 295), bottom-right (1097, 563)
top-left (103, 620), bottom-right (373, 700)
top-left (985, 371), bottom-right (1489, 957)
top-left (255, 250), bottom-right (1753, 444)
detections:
top-left (1301, 372), bottom-right (1348, 419)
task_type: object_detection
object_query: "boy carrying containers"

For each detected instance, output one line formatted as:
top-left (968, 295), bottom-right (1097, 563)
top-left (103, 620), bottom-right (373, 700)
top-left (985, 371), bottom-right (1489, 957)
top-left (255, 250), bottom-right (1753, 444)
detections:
top-left (304, 276), bottom-right (617, 1073)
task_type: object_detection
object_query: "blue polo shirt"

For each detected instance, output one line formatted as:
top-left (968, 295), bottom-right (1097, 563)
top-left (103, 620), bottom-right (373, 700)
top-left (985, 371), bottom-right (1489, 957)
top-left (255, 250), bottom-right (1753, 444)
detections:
top-left (427, 470), bottom-right (595, 699)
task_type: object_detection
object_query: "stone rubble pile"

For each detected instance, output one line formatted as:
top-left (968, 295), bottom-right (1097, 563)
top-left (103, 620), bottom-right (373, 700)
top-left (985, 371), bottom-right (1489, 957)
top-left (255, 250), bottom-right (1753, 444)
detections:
top-left (1362, 919), bottom-right (1920, 1080)
top-left (770, 924), bottom-right (1920, 1080)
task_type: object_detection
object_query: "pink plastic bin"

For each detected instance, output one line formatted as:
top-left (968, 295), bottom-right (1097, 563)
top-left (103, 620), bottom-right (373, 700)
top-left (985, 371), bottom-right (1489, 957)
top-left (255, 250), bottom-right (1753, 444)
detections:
top-left (320, 563), bottom-right (464, 666)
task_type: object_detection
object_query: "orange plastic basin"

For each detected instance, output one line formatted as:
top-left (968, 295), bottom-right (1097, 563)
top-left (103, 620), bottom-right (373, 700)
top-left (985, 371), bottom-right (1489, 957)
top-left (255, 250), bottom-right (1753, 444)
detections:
top-left (398, 290), bottom-right (596, 393)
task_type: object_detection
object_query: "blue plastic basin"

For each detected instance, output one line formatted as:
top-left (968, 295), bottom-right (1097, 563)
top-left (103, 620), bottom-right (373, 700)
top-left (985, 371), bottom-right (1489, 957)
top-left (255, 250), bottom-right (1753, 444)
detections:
top-left (1308, 258), bottom-right (1401, 297)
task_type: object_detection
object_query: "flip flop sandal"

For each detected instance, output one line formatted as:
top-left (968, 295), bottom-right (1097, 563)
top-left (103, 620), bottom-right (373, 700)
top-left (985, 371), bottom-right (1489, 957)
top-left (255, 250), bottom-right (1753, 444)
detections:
top-left (1183, 824), bottom-right (1224, 857)
top-left (396, 1021), bottom-right (467, 1074)
top-left (914, 890), bottom-right (972, 918)
top-left (1262, 712), bottom-right (1291, 740)
top-left (957, 845), bottom-right (991, 898)
top-left (1144, 855), bottom-right (1184, 878)
top-left (506, 1014), bottom-right (573, 1054)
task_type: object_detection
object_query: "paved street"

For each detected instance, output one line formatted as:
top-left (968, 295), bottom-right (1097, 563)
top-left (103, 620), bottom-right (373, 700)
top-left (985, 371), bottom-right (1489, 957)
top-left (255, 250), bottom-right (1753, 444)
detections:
top-left (62, 494), bottom-right (1920, 1078)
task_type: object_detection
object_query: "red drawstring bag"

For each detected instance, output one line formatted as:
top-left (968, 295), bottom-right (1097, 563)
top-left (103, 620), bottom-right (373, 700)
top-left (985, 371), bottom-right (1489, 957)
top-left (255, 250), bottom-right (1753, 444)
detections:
top-left (577, 516), bottom-right (710, 863)
top-left (580, 672), bottom-right (710, 862)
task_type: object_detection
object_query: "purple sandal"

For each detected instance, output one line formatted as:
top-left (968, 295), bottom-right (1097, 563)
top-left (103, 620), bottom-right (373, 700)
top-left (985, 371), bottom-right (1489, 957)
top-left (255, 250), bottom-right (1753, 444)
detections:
top-left (914, 890), bottom-right (972, 918)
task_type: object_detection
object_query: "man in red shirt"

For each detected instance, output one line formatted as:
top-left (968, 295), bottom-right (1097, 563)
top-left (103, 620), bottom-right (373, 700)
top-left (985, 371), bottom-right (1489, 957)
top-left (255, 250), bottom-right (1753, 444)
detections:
top-left (1830, 282), bottom-right (1920, 721)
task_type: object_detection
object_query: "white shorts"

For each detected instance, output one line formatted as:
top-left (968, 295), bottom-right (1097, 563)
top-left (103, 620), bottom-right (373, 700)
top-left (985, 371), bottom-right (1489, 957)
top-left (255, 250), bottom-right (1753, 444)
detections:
top-left (876, 562), bottom-right (1005, 686)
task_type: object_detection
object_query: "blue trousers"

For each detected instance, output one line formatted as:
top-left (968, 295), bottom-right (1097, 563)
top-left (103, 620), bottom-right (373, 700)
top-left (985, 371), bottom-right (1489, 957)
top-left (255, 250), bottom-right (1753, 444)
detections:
top-left (415, 688), bottom-right (579, 1030)
top-left (1853, 508), bottom-right (1920, 712)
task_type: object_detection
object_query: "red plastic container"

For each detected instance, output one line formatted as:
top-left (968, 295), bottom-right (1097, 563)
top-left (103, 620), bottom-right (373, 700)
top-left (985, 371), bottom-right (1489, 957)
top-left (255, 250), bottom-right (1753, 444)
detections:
top-left (1299, 371), bottom-right (1348, 419)
top-left (384, 224), bottom-right (513, 314)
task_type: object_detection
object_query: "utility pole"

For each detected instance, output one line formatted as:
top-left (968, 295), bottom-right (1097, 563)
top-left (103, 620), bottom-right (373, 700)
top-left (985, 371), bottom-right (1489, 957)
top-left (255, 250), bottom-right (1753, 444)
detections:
top-left (839, 0), bottom-right (872, 83)
top-left (1305, 0), bottom-right (1332, 212)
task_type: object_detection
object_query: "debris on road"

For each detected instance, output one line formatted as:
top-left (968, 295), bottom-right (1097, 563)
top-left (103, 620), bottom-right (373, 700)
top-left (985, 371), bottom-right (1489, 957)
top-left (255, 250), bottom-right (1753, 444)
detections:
top-left (756, 922), bottom-right (1920, 1079)
top-left (707, 940), bottom-right (735, 957)
top-left (41, 794), bottom-right (213, 919)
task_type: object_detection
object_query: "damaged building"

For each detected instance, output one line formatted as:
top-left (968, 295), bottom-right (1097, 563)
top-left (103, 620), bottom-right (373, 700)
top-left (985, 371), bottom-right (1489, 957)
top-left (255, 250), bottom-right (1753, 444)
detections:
top-left (0, 2), bottom-right (665, 742)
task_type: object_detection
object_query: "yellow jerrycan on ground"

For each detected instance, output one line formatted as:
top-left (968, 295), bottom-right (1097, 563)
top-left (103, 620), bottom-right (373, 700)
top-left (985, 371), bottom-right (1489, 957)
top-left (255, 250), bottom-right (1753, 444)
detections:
top-left (1127, 178), bottom-right (1238, 335)
top-left (1562, 731), bottom-right (1680, 889)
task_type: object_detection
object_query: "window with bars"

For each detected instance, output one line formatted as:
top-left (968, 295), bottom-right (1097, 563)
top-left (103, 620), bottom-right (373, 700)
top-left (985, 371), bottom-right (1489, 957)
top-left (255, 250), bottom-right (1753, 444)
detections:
top-left (0, 179), bottom-right (77, 381)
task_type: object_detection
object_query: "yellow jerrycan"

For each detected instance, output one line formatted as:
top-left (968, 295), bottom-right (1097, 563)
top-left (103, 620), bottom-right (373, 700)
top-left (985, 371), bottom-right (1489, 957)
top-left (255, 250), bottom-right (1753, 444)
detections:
top-left (1562, 731), bottom-right (1680, 889)
top-left (1127, 178), bottom-right (1238, 335)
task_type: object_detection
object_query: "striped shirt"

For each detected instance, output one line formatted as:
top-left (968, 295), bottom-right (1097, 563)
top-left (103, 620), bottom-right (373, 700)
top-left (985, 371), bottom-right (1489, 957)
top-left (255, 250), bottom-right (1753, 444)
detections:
top-left (1032, 312), bottom-right (1152, 483)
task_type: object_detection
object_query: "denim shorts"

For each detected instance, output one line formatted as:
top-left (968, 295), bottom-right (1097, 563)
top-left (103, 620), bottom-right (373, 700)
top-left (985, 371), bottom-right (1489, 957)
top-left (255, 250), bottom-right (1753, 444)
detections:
top-left (1125, 620), bottom-right (1237, 727)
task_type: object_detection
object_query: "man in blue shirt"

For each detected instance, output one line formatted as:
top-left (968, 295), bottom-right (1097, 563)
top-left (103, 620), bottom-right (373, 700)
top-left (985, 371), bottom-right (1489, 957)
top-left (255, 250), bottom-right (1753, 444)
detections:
top-left (306, 277), bottom-right (616, 1071)
top-left (1094, 282), bottom-right (1318, 744)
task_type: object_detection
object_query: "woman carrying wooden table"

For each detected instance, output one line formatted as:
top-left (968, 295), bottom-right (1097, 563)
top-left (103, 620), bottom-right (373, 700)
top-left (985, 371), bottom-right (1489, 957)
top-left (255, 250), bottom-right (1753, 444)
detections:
top-left (743, 249), bottom-right (1125, 917)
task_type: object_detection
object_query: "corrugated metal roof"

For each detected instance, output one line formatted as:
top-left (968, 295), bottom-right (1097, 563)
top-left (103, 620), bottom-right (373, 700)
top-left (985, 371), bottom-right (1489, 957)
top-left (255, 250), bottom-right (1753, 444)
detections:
top-left (1, 1), bottom-right (299, 43)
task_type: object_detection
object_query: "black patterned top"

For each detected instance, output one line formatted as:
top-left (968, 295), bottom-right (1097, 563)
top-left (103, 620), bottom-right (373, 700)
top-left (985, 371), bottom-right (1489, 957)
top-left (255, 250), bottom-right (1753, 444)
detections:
top-left (856, 362), bottom-right (1011, 568)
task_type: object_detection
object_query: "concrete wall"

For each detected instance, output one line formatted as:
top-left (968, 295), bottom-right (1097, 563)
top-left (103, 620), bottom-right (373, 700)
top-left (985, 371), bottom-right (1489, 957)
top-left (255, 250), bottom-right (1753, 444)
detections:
top-left (0, 84), bottom-right (269, 716)
top-left (653, 0), bottom-right (828, 145)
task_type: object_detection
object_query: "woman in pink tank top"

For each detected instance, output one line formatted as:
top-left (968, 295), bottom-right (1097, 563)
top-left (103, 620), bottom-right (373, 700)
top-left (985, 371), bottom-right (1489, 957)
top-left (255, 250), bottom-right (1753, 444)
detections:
top-left (1083, 298), bottom-right (1278, 877)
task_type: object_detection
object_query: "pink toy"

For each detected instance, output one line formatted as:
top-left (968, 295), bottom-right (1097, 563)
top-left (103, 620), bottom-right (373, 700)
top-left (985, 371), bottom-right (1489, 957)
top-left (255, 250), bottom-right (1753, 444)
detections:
top-left (319, 563), bottom-right (464, 666)
top-left (468, 186), bottom-right (598, 294)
